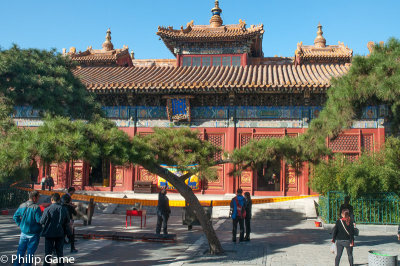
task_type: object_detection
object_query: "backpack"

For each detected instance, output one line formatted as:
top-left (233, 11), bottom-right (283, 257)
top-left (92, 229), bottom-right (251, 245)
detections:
top-left (234, 197), bottom-right (246, 219)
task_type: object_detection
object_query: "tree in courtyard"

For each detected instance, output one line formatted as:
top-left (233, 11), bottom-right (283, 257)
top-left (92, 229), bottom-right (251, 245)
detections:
top-left (0, 45), bottom-right (225, 254)
top-left (230, 38), bottom-right (400, 196)
top-left (0, 45), bottom-right (102, 182)
top-left (310, 136), bottom-right (400, 197)
top-left (129, 128), bottom-right (224, 254)
top-left (0, 45), bottom-right (101, 119)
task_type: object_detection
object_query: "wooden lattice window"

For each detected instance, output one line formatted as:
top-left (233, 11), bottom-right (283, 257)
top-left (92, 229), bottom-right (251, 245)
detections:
top-left (240, 134), bottom-right (252, 147)
top-left (206, 134), bottom-right (224, 161)
top-left (329, 135), bottom-right (359, 152)
top-left (344, 154), bottom-right (358, 162)
top-left (361, 134), bottom-right (373, 152)
top-left (253, 134), bottom-right (284, 140)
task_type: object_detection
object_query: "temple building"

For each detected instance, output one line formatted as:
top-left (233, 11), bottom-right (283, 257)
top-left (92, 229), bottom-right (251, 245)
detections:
top-left (20, 1), bottom-right (386, 195)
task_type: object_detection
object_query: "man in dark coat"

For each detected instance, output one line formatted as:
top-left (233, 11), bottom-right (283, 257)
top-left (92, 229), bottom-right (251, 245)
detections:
top-left (339, 196), bottom-right (355, 223)
top-left (45, 176), bottom-right (54, 191)
top-left (156, 188), bottom-right (171, 235)
top-left (40, 193), bottom-right (70, 266)
top-left (244, 191), bottom-right (252, 241)
top-left (61, 187), bottom-right (78, 253)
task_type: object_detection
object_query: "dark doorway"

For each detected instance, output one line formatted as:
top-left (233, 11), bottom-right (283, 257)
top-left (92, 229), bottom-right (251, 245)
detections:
top-left (256, 161), bottom-right (281, 191)
top-left (89, 159), bottom-right (110, 186)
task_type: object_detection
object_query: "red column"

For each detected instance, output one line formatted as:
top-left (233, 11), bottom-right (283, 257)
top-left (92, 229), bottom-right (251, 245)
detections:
top-left (225, 127), bottom-right (236, 194)
top-left (241, 53), bottom-right (248, 66)
top-left (109, 162), bottom-right (113, 192)
top-left (176, 55), bottom-right (181, 67)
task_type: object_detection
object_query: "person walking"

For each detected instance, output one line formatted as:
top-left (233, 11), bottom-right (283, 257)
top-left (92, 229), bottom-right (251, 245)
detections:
top-left (332, 209), bottom-right (355, 266)
top-left (61, 187), bottom-right (78, 253)
top-left (230, 188), bottom-right (247, 242)
top-left (45, 176), bottom-right (54, 191)
top-left (244, 191), bottom-right (252, 241)
top-left (40, 193), bottom-right (70, 266)
top-left (41, 177), bottom-right (46, 191)
top-left (13, 190), bottom-right (42, 266)
top-left (156, 188), bottom-right (171, 236)
top-left (340, 196), bottom-right (355, 223)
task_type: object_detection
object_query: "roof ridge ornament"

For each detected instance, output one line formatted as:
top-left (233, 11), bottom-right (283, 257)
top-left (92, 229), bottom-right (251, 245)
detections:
top-left (210, 0), bottom-right (223, 27)
top-left (314, 22), bottom-right (326, 48)
top-left (102, 28), bottom-right (114, 51)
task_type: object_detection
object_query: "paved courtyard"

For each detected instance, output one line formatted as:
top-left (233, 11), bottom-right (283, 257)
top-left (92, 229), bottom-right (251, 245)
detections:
top-left (0, 205), bottom-right (399, 265)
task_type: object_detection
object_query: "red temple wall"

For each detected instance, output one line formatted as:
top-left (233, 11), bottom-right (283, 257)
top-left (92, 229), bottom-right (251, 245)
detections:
top-left (35, 126), bottom-right (385, 196)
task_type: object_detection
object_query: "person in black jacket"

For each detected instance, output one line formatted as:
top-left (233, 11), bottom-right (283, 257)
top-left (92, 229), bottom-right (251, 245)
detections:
top-left (339, 196), bottom-right (355, 223)
top-left (61, 187), bottom-right (78, 253)
top-left (332, 209), bottom-right (354, 266)
top-left (40, 193), bottom-right (70, 266)
top-left (244, 192), bottom-right (252, 241)
top-left (156, 188), bottom-right (171, 236)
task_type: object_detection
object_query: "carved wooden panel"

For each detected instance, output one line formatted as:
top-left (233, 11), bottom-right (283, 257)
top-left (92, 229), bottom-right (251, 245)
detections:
top-left (206, 133), bottom-right (224, 161)
top-left (253, 134), bottom-right (284, 140)
top-left (72, 161), bottom-right (83, 186)
top-left (285, 164), bottom-right (298, 192)
top-left (361, 134), bottom-right (373, 152)
top-left (344, 154), bottom-right (358, 162)
top-left (329, 135), bottom-right (359, 152)
top-left (239, 170), bottom-right (253, 191)
top-left (114, 166), bottom-right (124, 187)
top-left (139, 168), bottom-right (158, 184)
top-left (240, 133), bottom-right (252, 147)
top-left (50, 164), bottom-right (59, 185)
top-left (240, 171), bottom-right (252, 184)
top-left (205, 166), bottom-right (224, 190)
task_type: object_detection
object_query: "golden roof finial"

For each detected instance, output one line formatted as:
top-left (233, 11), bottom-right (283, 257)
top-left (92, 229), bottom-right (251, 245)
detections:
top-left (102, 28), bottom-right (114, 51)
top-left (314, 22), bottom-right (326, 48)
top-left (210, 0), bottom-right (223, 27)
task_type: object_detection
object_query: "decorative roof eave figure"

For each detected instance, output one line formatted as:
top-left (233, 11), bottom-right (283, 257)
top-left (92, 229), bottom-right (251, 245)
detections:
top-left (65, 29), bottom-right (133, 67)
top-left (156, 0), bottom-right (264, 57)
top-left (294, 23), bottom-right (353, 65)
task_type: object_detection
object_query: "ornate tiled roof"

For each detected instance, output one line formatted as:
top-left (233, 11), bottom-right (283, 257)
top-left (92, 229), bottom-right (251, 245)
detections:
top-left (66, 29), bottom-right (133, 67)
top-left (295, 24), bottom-right (352, 64)
top-left (70, 48), bottom-right (131, 65)
top-left (72, 63), bottom-right (350, 93)
top-left (157, 21), bottom-right (264, 42)
top-left (157, 1), bottom-right (264, 56)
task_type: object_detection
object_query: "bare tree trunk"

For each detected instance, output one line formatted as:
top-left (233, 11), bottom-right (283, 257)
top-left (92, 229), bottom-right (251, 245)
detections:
top-left (144, 163), bottom-right (224, 255)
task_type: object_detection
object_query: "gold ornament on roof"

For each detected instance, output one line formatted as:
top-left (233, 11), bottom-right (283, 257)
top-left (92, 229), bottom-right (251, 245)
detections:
top-left (102, 28), bottom-right (114, 51)
top-left (367, 41), bottom-right (375, 54)
top-left (314, 23), bottom-right (326, 48)
top-left (210, 0), bottom-right (223, 27)
top-left (186, 20), bottom-right (194, 28)
top-left (69, 47), bottom-right (76, 54)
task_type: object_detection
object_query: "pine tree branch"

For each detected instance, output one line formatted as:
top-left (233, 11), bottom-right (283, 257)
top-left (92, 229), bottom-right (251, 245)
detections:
top-left (178, 159), bottom-right (232, 181)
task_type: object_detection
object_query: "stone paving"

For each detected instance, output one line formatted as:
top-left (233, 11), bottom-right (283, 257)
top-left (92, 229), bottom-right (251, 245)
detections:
top-left (0, 201), bottom-right (399, 265)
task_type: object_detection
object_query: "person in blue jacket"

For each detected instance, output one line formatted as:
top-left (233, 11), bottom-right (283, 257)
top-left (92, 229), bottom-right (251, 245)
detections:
top-left (230, 188), bottom-right (247, 242)
top-left (13, 190), bottom-right (42, 266)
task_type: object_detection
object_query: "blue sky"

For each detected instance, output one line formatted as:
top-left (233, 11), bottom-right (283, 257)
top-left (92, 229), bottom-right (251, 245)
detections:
top-left (1, 0), bottom-right (399, 59)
